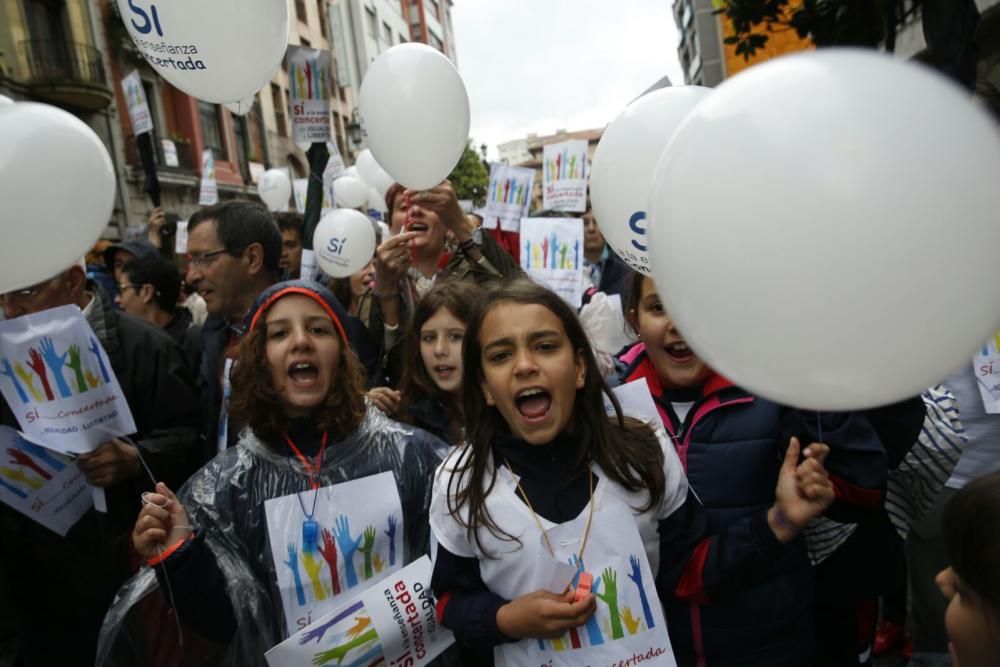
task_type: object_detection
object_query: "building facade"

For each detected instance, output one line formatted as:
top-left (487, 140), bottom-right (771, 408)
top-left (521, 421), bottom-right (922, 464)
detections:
top-left (497, 128), bottom-right (604, 212)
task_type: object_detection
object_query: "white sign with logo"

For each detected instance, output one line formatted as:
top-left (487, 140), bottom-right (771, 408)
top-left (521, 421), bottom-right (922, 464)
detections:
top-left (483, 163), bottom-right (534, 231)
top-left (520, 217), bottom-right (585, 307)
top-left (198, 148), bottom-right (218, 206)
top-left (121, 70), bottom-right (154, 136)
top-left (160, 139), bottom-right (179, 167)
top-left (288, 46), bottom-right (333, 144)
top-left (542, 139), bottom-right (588, 212)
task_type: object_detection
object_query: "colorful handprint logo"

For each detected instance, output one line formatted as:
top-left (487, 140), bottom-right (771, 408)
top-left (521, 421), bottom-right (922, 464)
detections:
top-left (0, 337), bottom-right (107, 405)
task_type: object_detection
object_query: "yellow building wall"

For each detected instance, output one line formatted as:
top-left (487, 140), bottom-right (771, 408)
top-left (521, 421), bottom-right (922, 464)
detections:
top-left (723, 3), bottom-right (814, 78)
top-left (1, 0), bottom-right (27, 79)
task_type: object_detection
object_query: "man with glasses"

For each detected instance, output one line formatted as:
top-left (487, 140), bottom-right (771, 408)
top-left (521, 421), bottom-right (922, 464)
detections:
top-left (117, 254), bottom-right (201, 375)
top-left (0, 261), bottom-right (202, 665)
top-left (184, 200), bottom-right (282, 451)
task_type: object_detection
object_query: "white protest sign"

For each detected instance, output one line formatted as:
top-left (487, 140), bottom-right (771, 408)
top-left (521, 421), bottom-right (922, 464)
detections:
top-left (266, 556), bottom-right (453, 667)
top-left (250, 161), bottom-right (266, 184)
top-left (293, 178), bottom-right (309, 214)
top-left (174, 220), bottom-right (189, 255)
top-left (121, 70), bottom-right (154, 136)
top-left (288, 46), bottom-right (333, 144)
top-left (0, 305), bottom-right (137, 454)
top-left (264, 472), bottom-right (405, 636)
top-left (543, 139), bottom-right (588, 212)
top-left (973, 331), bottom-right (1000, 414)
top-left (0, 426), bottom-right (92, 535)
top-left (520, 217), bottom-right (585, 307)
top-left (161, 139), bottom-right (179, 167)
top-left (300, 249), bottom-right (317, 282)
top-left (483, 163), bottom-right (534, 232)
top-left (325, 142), bottom-right (346, 180)
top-left (198, 149), bottom-right (218, 206)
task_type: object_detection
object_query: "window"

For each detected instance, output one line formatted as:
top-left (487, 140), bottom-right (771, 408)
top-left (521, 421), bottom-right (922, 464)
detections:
top-left (429, 32), bottom-right (443, 53)
top-left (427, 0), bottom-right (440, 20)
top-left (271, 83), bottom-right (287, 137)
top-left (198, 101), bottom-right (226, 159)
top-left (295, 0), bottom-right (308, 23)
top-left (365, 7), bottom-right (377, 38)
top-left (398, 32), bottom-right (407, 44)
top-left (382, 21), bottom-right (392, 47)
top-left (232, 108), bottom-right (249, 180)
top-left (301, 37), bottom-right (311, 48)
top-left (318, 0), bottom-right (328, 37)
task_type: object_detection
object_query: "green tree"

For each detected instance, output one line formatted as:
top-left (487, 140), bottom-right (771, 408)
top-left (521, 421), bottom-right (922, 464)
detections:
top-left (448, 142), bottom-right (490, 206)
top-left (717, 0), bottom-right (922, 60)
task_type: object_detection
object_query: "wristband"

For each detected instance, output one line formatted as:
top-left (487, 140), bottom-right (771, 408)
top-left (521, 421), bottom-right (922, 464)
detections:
top-left (772, 507), bottom-right (798, 535)
top-left (146, 532), bottom-right (192, 566)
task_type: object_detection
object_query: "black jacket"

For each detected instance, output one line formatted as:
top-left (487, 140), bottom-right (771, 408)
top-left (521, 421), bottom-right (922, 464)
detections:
top-left (0, 288), bottom-right (203, 665)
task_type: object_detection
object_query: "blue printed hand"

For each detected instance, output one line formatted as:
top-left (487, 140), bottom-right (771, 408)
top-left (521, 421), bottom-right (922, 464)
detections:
top-left (333, 515), bottom-right (362, 587)
top-left (384, 515), bottom-right (397, 566)
top-left (284, 542), bottom-right (307, 606)
top-left (39, 338), bottom-right (71, 398)
top-left (628, 554), bottom-right (656, 630)
top-left (88, 337), bottom-right (110, 382)
top-left (0, 358), bottom-right (28, 403)
top-left (569, 555), bottom-right (605, 645)
top-left (12, 435), bottom-right (64, 471)
top-left (66, 345), bottom-right (88, 393)
top-left (0, 478), bottom-right (27, 499)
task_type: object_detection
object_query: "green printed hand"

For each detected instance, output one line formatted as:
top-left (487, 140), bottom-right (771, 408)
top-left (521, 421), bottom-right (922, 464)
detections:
top-left (359, 526), bottom-right (376, 580)
top-left (66, 345), bottom-right (87, 393)
top-left (594, 567), bottom-right (624, 640)
top-left (301, 550), bottom-right (327, 601)
top-left (311, 627), bottom-right (378, 665)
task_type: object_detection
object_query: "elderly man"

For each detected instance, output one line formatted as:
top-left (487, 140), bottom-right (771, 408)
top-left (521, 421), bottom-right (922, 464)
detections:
top-left (0, 261), bottom-right (202, 666)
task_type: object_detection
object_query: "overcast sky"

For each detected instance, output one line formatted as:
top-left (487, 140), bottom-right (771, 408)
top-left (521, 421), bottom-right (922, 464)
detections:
top-left (451, 0), bottom-right (685, 159)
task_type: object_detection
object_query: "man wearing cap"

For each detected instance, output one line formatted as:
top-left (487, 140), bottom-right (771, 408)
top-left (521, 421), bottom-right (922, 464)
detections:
top-left (0, 261), bottom-right (202, 665)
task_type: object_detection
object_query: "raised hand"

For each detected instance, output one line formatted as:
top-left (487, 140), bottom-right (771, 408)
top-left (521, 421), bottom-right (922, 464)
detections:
top-left (301, 550), bottom-right (327, 601)
top-left (384, 515), bottom-right (397, 566)
top-left (0, 478), bottom-right (27, 499)
top-left (594, 567), bottom-right (624, 639)
top-left (346, 614), bottom-right (371, 640)
top-left (628, 554), bottom-right (656, 630)
top-left (318, 528), bottom-right (341, 595)
top-left (38, 337), bottom-right (71, 398)
top-left (88, 337), bottom-right (110, 383)
top-left (26, 349), bottom-right (54, 400)
top-left (0, 358), bottom-right (29, 403)
top-left (404, 181), bottom-right (467, 237)
top-left (66, 345), bottom-right (88, 393)
top-left (298, 615), bottom-right (338, 645)
top-left (332, 515), bottom-right (361, 587)
top-left (770, 438), bottom-right (835, 542)
top-left (568, 555), bottom-right (604, 645)
top-left (7, 448), bottom-right (51, 480)
top-left (495, 588), bottom-right (596, 640)
top-left (359, 526), bottom-right (376, 580)
top-left (14, 363), bottom-right (42, 401)
top-left (284, 542), bottom-right (307, 606)
top-left (12, 435), bottom-right (64, 471)
top-left (76, 439), bottom-right (141, 487)
top-left (311, 628), bottom-right (378, 665)
top-left (622, 606), bottom-right (642, 635)
top-left (366, 387), bottom-right (401, 416)
top-left (131, 482), bottom-right (192, 558)
top-left (373, 553), bottom-right (385, 574)
top-left (85, 370), bottom-right (100, 389)
top-left (0, 467), bottom-right (42, 490)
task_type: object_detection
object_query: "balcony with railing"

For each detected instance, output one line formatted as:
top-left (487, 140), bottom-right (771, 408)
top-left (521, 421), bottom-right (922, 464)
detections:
top-left (17, 39), bottom-right (112, 110)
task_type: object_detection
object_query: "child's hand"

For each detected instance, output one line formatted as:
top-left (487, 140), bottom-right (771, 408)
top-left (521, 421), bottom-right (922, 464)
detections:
top-left (770, 438), bottom-right (835, 542)
top-left (132, 482), bottom-right (192, 558)
top-left (495, 588), bottom-right (596, 639)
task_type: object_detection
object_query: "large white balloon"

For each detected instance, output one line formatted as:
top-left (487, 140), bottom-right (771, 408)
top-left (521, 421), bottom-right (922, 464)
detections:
top-left (0, 103), bottom-right (115, 292)
top-left (370, 166), bottom-right (395, 198)
top-left (590, 86), bottom-right (710, 275)
top-left (647, 50), bottom-right (1000, 411)
top-left (114, 0), bottom-right (288, 103)
top-left (258, 169), bottom-right (291, 211)
top-left (355, 149), bottom-right (380, 186)
top-left (367, 186), bottom-right (387, 215)
top-left (313, 209), bottom-right (376, 278)
top-left (332, 176), bottom-right (369, 209)
top-left (359, 43), bottom-right (470, 190)
top-left (0, 95), bottom-right (13, 106)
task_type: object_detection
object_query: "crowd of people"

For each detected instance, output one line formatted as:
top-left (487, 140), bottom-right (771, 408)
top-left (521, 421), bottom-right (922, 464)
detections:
top-left (0, 179), bottom-right (998, 667)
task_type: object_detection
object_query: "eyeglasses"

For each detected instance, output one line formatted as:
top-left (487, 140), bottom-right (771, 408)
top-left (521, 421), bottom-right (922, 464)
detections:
top-left (117, 283), bottom-right (143, 293)
top-left (185, 248), bottom-right (232, 268)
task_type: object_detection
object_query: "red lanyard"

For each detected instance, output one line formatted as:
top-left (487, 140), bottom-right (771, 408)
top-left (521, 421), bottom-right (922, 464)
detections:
top-left (283, 432), bottom-right (328, 490)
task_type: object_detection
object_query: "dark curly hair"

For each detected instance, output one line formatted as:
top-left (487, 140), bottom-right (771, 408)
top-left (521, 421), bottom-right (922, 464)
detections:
top-left (228, 314), bottom-right (367, 445)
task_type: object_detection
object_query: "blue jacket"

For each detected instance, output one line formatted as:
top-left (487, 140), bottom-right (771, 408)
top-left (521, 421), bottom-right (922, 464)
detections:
top-left (615, 343), bottom-right (888, 666)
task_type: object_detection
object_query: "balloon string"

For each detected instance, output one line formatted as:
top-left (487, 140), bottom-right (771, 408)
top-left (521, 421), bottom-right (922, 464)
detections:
top-left (816, 412), bottom-right (823, 445)
top-left (123, 435), bottom-right (185, 647)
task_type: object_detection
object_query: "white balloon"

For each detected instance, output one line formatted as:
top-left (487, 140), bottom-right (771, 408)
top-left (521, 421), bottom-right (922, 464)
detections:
top-left (224, 95), bottom-right (256, 116)
top-left (313, 209), bottom-right (376, 278)
top-left (590, 86), bottom-right (711, 275)
top-left (258, 169), bottom-right (291, 211)
top-left (345, 166), bottom-right (359, 179)
top-left (333, 176), bottom-right (368, 209)
top-left (0, 103), bottom-right (115, 292)
top-left (367, 186), bottom-right (387, 214)
top-left (355, 149), bottom-right (379, 186)
top-left (359, 43), bottom-right (470, 190)
top-left (113, 0), bottom-right (288, 103)
top-left (370, 166), bottom-right (395, 198)
top-left (0, 95), bottom-right (13, 106)
top-left (648, 49), bottom-right (1000, 411)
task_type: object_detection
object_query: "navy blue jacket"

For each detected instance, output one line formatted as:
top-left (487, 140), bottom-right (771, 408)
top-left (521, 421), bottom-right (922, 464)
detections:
top-left (615, 343), bottom-right (889, 666)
